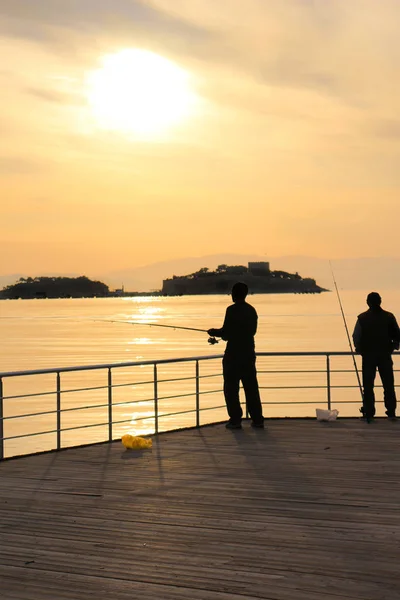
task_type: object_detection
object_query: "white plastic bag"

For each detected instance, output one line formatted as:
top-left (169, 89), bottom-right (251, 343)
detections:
top-left (316, 408), bottom-right (339, 422)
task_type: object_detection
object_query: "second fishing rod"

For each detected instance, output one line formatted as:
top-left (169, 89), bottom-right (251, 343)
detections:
top-left (329, 262), bottom-right (364, 409)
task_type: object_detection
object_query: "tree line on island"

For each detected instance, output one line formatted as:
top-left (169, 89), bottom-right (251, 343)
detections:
top-left (171, 264), bottom-right (303, 280)
top-left (0, 276), bottom-right (109, 299)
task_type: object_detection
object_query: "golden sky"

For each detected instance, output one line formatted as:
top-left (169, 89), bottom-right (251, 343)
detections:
top-left (1, 0), bottom-right (400, 276)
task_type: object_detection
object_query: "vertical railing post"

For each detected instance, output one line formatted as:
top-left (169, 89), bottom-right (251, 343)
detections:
top-left (0, 378), bottom-right (4, 461)
top-left (195, 360), bottom-right (200, 427)
top-left (56, 372), bottom-right (61, 450)
top-left (326, 354), bottom-right (331, 410)
top-left (154, 364), bottom-right (158, 434)
top-left (108, 368), bottom-right (113, 442)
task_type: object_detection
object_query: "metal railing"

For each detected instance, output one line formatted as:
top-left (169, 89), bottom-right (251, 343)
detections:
top-left (0, 351), bottom-right (398, 460)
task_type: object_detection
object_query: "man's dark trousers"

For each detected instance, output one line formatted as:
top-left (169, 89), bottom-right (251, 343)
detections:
top-left (223, 354), bottom-right (263, 423)
top-left (362, 353), bottom-right (397, 417)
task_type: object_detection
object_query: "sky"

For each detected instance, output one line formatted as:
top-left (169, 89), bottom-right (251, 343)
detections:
top-left (1, 0), bottom-right (400, 277)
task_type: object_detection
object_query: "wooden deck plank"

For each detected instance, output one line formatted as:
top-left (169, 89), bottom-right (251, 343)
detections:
top-left (1, 419), bottom-right (400, 599)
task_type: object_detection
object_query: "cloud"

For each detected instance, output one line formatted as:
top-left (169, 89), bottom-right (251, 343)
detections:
top-left (0, 157), bottom-right (45, 174)
top-left (143, 0), bottom-right (400, 113)
top-left (0, 0), bottom-right (214, 56)
top-left (26, 87), bottom-right (84, 105)
top-left (2, 0), bottom-right (399, 117)
top-left (369, 119), bottom-right (400, 140)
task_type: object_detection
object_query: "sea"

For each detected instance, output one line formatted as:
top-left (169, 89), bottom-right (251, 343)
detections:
top-left (1, 290), bottom-right (400, 457)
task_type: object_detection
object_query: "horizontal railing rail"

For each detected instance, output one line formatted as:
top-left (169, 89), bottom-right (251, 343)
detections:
top-left (0, 350), bottom-right (388, 379)
top-left (1, 351), bottom-right (399, 460)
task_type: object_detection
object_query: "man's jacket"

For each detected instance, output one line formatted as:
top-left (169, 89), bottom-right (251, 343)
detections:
top-left (213, 301), bottom-right (257, 357)
top-left (352, 307), bottom-right (400, 354)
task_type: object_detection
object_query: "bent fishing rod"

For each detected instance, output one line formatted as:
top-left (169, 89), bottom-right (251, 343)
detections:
top-left (94, 319), bottom-right (220, 345)
top-left (329, 261), bottom-right (363, 401)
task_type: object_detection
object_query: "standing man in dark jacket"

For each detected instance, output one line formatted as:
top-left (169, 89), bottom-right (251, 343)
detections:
top-left (208, 282), bottom-right (264, 429)
top-left (353, 292), bottom-right (400, 421)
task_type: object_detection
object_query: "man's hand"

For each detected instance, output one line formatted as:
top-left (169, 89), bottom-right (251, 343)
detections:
top-left (208, 328), bottom-right (218, 337)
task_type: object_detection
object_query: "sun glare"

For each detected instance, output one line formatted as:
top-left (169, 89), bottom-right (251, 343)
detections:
top-left (86, 49), bottom-right (196, 137)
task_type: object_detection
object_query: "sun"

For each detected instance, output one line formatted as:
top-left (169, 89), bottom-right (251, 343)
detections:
top-left (86, 49), bottom-right (196, 137)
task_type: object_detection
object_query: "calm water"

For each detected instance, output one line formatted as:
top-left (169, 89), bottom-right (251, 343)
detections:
top-left (1, 291), bottom-right (399, 457)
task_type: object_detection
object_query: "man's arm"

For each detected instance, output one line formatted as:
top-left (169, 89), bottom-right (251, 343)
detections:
top-left (252, 308), bottom-right (258, 337)
top-left (352, 319), bottom-right (362, 353)
top-left (208, 307), bottom-right (231, 340)
top-left (390, 315), bottom-right (400, 350)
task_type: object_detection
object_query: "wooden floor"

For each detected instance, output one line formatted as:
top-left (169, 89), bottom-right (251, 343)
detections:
top-left (1, 419), bottom-right (400, 600)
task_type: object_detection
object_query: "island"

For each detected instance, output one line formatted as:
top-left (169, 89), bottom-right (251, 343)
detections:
top-left (0, 276), bottom-right (109, 299)
top-left (162, 262), bottom-right (327, 295)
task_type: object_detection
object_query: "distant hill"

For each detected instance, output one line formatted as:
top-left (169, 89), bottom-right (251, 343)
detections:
top-left (104, 255), bottom-right (400, 292)
top-left (105, 254), bottom-right (277, 291)
top-left (270, 257), bottom-right (400, 292)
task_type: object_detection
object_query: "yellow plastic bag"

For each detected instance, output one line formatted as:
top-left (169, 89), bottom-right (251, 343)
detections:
top-left (121, 434), bottom-right (152, 450)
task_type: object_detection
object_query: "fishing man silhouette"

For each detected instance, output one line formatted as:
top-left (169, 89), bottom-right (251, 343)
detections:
top-left (352, 292), bottom-right (400, 421)
top-left (208, 282), bottom-right (264, 429)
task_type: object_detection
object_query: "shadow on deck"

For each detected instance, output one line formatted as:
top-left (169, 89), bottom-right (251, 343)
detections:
top-left (1, 419), bottom-right (399, 600)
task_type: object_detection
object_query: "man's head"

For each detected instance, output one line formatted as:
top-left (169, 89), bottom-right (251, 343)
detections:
top-left (231, 281), bottom-right (248, 303)
top-left (367, 292), bottom-right (382, 309)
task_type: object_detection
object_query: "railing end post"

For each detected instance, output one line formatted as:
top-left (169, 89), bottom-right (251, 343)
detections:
top-left (0, 377), bottom-right (4, 461)
top-left (195, 360), bottom-right (200, 428)
top-left (56, 372), bottom-right (61, 450)
top-left (108, 368), bottom-right (113, 442)
top-left (154, 364), bottom-right (158, 435)
top-left (326, 354), bottom-right (331, 410)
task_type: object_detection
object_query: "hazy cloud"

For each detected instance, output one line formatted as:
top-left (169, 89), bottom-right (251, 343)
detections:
top-left (0, 0), bottom-right (214, 55)
top-left (0, 157), bottom-right (44, 174)
top-left (26, 87), bottom-right (84, 105)
top-left (369, 119), bottom-right (400, 140)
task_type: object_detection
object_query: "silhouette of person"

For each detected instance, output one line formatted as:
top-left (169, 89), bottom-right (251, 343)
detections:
top-left (208, 282), bottom-right (264, 429)
top-left (352, 292), bottom-right (400, 421)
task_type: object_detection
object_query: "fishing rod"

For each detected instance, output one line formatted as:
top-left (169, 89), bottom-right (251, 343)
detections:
top-left (329, 262), bottom-right (364, 403)
top-left (94, 319), bottom-right (220, 345)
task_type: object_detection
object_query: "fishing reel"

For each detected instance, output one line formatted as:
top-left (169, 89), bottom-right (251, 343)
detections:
top-left (208, 337), bottom-right (219, 345)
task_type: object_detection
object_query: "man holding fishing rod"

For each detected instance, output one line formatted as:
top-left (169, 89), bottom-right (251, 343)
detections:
top-left (208, 282), bottom-right (265, 429)
top-left (353, 292), bottom-right (400, 422)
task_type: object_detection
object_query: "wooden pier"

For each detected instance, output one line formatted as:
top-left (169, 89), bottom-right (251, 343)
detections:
top-left (1, 419), bottom-right (399, 599)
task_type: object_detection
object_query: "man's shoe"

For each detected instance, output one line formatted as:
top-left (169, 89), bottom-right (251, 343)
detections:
top-left (386, 411), bottom-right (397, 421)
top-left (225, 421), bottom-right (242, 430)
top-left (361, 414), bottom-right (375, 423)
top-left (360, 408), bottom-right (374, 423)
top-left (251, 420), bottom-right (264, 429)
